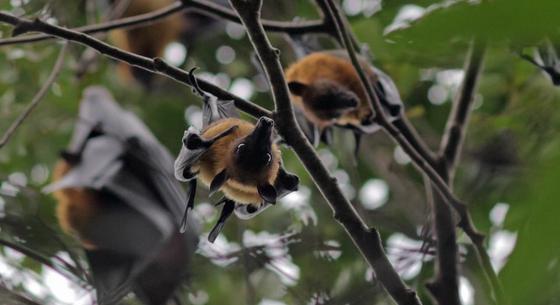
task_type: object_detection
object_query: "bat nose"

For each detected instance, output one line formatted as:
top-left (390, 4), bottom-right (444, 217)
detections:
top-left (256, 117), bottom-right (274, 127)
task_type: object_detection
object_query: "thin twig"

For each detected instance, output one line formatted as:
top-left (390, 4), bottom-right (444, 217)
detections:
top-left (0, 0), bottom-right (326, 47)
top-left (228, 1), bottom-right (421, 304)
top-left (0, 12), bottom-right (270, 119)
top-left (0, 43), bottom-right (68, 149)
top-left (0, 285), bottom-right (43, 305)
top-left (0, 238), bottom-right (86, 284)
top-left (437, 40), bottom-right (507, 305)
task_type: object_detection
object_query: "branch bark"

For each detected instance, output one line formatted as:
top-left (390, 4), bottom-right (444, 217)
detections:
top-left (0, 0), bottom-right (326, 47)
top-left (0, 43), bottom-right (68, 149)
top-left (318, 2), bottom-right (506, 304)
top-left (228, 1), bottom-right (421, 305)
top-left (436, 40), bottom-right (507, 305)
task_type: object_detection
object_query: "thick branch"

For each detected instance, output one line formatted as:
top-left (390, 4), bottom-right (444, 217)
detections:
top-left (0, 43), bottom-right (68, 149)
top-left (0, 0), bottom-right (326, 47)
top-left (0, 12), bottom-right (270, 118)
top-left (228, 1), bottom-right (420, 305)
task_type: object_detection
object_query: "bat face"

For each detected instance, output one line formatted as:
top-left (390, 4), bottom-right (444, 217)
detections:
top-left (231, 117), bottom-right (276, 181)
top-left (288, 79), bottom-right (359, 122)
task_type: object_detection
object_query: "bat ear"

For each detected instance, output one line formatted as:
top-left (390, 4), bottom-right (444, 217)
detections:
top-left (288, 81), bottom-right (308, 96)
top-left (209, 169), bottom-right (229, 196)
top-left (258, 183), bottom-right (277, 203)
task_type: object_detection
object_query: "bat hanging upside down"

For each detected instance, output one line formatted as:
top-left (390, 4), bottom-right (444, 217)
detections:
top-left (285, 50), bottom-right (404, 155)
top-left (45, 86), bottom-right (199, 305)
top-left (174, 69), bottom-right (299, 243)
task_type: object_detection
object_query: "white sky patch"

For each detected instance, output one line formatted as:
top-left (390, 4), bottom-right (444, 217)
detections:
top-left (387, 233), bottom-right (424, 280)
top-left (22, 273), bottom-right (48, 299)
top-left (318, 149), bottom-right (338, 171)
top-left (279, 186), bottom-right (317, 226)
top-left (230, 78), bottom-right (254, 100)
top-left (226, 23), bottom-right (246, 40)
top-left (490, 202), bottom-right (510, 227)
top-left (189, 290), bottom-right (210, 305)
top-left (216, 45), bottom-right (236, 65)
top-left (314, 240), bottom-right (342, 261)
top-left (428, 84), bottom-right (448, 105)
top-left (488, 230), bottom-right (517, 272)
top-left (197, 235), bottom-right (240, 267)
top-left (334, 169), bottom-right (356, 200)
top-left (4, 247), bottom-right (25, 263)
top-left (359, 179), bottom-right (389, 210)
top-left (343, 0), bottom-right (363, 16)
top-left (163, 42), bottom-right (187, 66)
top-left (31, 164), bottom-right (50, 185)
top-left (42, 267), bottom-right (81, 303)
top-left (0, 181), bottom-right (19, 197)
top-left (459, 276), bottom-right (474, 305)
top-left (393, 145), bottom-right (412, 165)
top-left (268, 257), bottom-right (300, 286)
top-left (8, 172), bottom-right (27, 187)
top-left (259, 299), bottom-right (286, 305)
top-left (436, 69), bottom-right (465, 89)
top-left (385, 5), bottom-right (426, 34)
top-left (185, 105), bottom-right (203, 128)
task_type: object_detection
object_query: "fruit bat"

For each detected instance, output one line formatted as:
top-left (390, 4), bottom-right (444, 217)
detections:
top-left (285, 50), bottom-right (403, 156)
top-left (44, 86), bottom-right (199, 305)
top-left (109, 0), bottom-right (223, 86)
top-left (174, 69), bottom-right (299, 243)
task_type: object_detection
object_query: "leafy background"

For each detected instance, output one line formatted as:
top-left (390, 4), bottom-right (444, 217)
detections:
top-left (0, 0), bottom-right (559, 304)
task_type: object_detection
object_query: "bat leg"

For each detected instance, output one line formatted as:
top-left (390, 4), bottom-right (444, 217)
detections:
top-left (320, 127), bottom-right (334, 146)
top-left (353, 131), bottom-right (362, 161)
top-left (184, 126), bottom-right (238, 150)
top-left (208, 200), bottom-right (235, 243)
top-left (180, 179), bottom-right (197, 233)
top-left (209, 169), bottom-right (229, 196)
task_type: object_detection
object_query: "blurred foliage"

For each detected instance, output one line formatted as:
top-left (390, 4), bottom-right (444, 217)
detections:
top-left (0, 0), bottom-right (559, 305)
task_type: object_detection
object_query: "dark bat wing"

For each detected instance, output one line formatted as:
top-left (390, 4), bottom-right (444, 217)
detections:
top-left (174, 127), bottom-right (207, 182)
top-left (293, 105), bottom-right (320, 146)
top-left (46, 86), bottom-right (199, 303)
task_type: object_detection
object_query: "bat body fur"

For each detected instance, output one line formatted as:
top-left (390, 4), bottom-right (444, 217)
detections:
top-left (285, 52), bottom-right (376, 130)
top-left (196, 118), bottom-right (281, 204)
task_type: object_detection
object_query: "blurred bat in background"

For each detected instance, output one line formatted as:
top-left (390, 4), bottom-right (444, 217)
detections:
top-left (45, 86), bottom-right (199, 305)
top-left (109, 0), bottom-right (225, 87)
top-left (174, 69), bottom-right (299, 243)
top-left (284, 49), bottom-right (403, 157)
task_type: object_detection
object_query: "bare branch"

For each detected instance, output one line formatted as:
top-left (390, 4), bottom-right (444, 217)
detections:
top-left (0, 0), bottom-right (326, 47)
top-left (436, 40), bottom-right (508, 305)
top-left (0, 43), bottom-right (68, 149)
top-left (0, 12), bottom-right (270, 119)
top-left (227, 1), bottom-right (421, 304)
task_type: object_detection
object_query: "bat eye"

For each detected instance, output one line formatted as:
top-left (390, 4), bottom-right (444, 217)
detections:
top-left (236, 143), bottom-right (245, 153)
top-left (265, 153), bottom-right (272, 165)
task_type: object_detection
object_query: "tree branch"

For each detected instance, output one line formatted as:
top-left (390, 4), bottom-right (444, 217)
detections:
top-left (0, 0), bottom-right (326, 47)
top-left (227, 1), bottom-right (420, 304)
top-left (319, 2), bottom-right (507, 304)
top-left (0, 12), bottom-right (270, 119)
top-left (436, 40), bottom-right (507, 305)
top-left (0, 43), bottom-right (68, 149)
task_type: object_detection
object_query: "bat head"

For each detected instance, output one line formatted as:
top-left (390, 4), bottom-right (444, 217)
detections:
top-left (232, 117), bottom-right (276, 174)
top-left (288, 79), bottom-right (359, 120)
